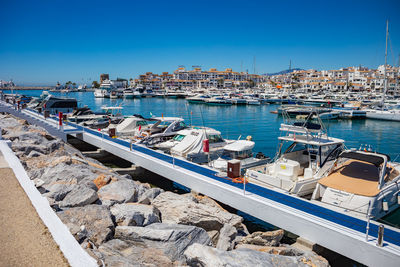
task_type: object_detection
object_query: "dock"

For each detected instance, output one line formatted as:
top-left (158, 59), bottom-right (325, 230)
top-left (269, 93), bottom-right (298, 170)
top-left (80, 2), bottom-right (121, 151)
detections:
top-left (1, 100), bottom-right (400, 267)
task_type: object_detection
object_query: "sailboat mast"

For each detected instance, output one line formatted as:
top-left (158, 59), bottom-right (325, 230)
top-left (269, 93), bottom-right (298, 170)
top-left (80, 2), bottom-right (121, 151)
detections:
top-left (382, 20), bottom-right (389, 105)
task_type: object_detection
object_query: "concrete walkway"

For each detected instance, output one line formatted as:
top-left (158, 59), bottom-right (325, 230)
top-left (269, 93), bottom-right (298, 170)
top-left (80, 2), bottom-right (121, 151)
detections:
top-left (0, 152), bottom-right (69, 267)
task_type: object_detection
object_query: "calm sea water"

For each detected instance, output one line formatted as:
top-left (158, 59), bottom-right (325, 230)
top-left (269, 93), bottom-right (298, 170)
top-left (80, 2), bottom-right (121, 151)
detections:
top-left (7, 90), bottom-right (400, 227)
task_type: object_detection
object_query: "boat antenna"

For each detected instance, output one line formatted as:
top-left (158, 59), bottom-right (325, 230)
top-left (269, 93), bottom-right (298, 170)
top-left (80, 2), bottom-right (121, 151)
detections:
top-left (184, 102), bottom-right (192, 127)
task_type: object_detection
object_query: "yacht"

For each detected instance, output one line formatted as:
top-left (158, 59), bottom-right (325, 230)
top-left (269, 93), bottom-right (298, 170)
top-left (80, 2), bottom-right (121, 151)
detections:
top-left (94, 80), bottom-right (112, 98)
top-left (186, 94), bottom-right (211, 104)
top-left (204, 96), bottom-right (232, 106)
top-left (311, 150), bottom-right (400, 219)
top-left (246, 119), bottom-right (344, 196)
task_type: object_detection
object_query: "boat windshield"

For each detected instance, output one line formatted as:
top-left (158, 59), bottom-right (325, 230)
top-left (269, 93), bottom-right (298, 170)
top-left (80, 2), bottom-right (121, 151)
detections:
top-left (173, 134), bottom-right (186, 142)
top-left (208, 134), bottom-right (224, 143)
top-left (221, 149), bottom-right (252, 160)
top-left (137, 121), bottom-right (148, 126)
top-left (281, 141), bottom-right (342, 167)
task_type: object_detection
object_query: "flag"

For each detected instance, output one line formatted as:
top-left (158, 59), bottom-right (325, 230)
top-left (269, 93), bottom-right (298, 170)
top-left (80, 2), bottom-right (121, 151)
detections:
top-left (138, 125), bottom-right (141, 132)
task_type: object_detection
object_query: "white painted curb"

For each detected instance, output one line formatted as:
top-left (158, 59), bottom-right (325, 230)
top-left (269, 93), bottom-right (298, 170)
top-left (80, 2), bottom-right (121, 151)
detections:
top-left (0, 141), bottom-right (98, 267)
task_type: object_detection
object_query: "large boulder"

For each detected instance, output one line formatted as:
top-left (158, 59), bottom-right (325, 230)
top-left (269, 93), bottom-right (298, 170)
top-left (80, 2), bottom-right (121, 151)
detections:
top-left (98, 179), bottom-right (138, 206)
top-left (138, 187), bottom-right (164, 204)
top-left (110, 203), bottom-right (160, 226)
top-left (43, 183), bottom-right (75, 201)
top-left (216, 224), bottom-right (237, 251)
top-left (57, 205), bottom-right (114, 246)
top-left (97, 239), bottom-right (175, 267)
top-left (115, 223), bottom-right (211, 261)
top-left (184, 243), bottom-right (330, 267)
top-left (152, 192), bottom-right (243, 231)
top-left (40, 162), bottom-right (98, 187)
top-left (238, 229), bottom-right (284, 247)
top-left (59, 185), bottom-right (98, 208)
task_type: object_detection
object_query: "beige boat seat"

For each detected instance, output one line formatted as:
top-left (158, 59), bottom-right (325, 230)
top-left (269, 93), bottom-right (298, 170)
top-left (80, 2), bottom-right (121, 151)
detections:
top-left (318, 160), bottom-right (380, 197)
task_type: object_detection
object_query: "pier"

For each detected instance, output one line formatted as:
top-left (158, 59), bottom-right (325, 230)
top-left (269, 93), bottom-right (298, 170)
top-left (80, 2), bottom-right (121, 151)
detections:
top-left (1, 100), bottom-right (400, 267)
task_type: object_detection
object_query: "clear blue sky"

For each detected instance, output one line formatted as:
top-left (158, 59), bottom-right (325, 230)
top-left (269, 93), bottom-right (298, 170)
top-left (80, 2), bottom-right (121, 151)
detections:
top-left (0, 0), bottom-right (399, 85)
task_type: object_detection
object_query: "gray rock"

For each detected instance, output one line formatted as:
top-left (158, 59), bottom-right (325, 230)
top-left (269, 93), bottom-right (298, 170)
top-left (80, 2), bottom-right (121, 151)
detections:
top-left (0, 117), bottom-right (23, 129)
top-left (57, 205), bottom-right (114, 246)
top-left (27, 150), bottom-right (44, 158)
top-left (115, 223), bottom-right (211, 261)
top-left (216, 224), bottom-right (237, 251)
top-left (98, 179), bottom-right (138, 206)
top-left (238, 229), bottom-right (284, 247)
top-left (60, 185), bottom-right (99, 208)
top-left (152, 192), bottom-right (243, 232)
top-left (40, 162), bottom-right (98, 186)
top-left (98, 239), bottom-right (175, 267)
top-left (138, 188), bottom-right (164, 204)
top-left (184, 243), bottom-right (330, 267)
top-left (12, 142), bottom-right (48, 156)
top-left (44, 183), bottom-right (75, 201)
top-left (110, 203), bottom-right (160, 226)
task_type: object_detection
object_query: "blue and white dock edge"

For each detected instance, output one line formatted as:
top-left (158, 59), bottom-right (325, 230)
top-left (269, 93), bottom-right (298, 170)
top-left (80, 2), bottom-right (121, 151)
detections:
top-left (1, 101), bottom-right (400, 267)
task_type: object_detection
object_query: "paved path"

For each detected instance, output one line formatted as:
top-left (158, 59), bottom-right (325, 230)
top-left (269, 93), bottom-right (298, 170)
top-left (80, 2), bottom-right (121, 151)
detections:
top-left (0, 152), bottom-right (69, 267)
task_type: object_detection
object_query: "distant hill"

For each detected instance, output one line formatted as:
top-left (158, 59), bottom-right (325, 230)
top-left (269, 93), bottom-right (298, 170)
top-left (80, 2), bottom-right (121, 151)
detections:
top-left (264, 68), bottom-right (303, 76)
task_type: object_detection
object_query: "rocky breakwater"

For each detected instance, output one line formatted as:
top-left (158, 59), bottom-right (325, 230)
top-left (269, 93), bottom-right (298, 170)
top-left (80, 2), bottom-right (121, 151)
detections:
top-left (0, 113), bottom-right (330, 267)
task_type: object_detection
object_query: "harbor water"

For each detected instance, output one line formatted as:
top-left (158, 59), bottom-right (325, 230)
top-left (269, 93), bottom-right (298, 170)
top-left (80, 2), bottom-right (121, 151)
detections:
top-left (6, 90), bottom-right (400, 228)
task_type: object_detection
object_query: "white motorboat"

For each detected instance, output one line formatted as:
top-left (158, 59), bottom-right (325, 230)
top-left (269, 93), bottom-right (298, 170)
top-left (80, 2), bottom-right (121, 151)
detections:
top-left (123, 89), bottom-right (135, 99)
top-left (316, 111), bottom-right (340, 120)
top-left (209, 140), bottom-right (270, 172)
top-left (158, 127), bottom-right (232, 163)
top-left (186, 94), bottom-right (210, 104)
top-left (246, 121), bottom-right (344, 196)
top-left (138, 117), bottom-right (187, 146)
top-left (311, 150), bottom-right (400, 219)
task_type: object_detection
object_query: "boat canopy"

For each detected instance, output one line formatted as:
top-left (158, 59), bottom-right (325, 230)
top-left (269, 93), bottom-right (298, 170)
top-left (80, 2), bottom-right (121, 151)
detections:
top-left (340, 151), bottom-right (389, 167)
top-left (224, 140), bottom-right (255, 152)
top-left (152, 117), bottom-right (184, 122)
top-left (278, 135), bottom-right (344, 146)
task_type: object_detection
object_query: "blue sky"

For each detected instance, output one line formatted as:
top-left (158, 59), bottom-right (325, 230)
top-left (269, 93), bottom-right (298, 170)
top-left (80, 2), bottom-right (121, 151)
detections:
top-left (0, 0), bottom-right (399, 85)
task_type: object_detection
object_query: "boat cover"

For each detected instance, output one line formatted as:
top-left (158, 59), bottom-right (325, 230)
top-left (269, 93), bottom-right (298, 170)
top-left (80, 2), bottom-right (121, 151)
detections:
top-left (171, 130), bottom-right (206, 157)
top-left (318, 160), bottom-right (380, 197)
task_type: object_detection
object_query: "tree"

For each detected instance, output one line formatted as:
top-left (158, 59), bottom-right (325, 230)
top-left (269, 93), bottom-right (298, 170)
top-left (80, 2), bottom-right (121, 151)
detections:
top-left (92, 81), bottom-right (100, 88)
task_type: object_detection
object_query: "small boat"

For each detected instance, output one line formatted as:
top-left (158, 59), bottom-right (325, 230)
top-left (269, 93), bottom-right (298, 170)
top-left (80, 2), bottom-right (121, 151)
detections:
top-left (38, 95), bottom-right (78, 115)
top-left (209, 140), bottom-right (270, 172)
top-left (123, 89), bottom-right (135, 99)
top-left (246, 98), bottom-right (261, 105)
top-left (165, 127), bottom-right (232, 163)
top-left (316, 111), bottom-right (340, 120)
top-left (138, 117), bottom-right (187, 146)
